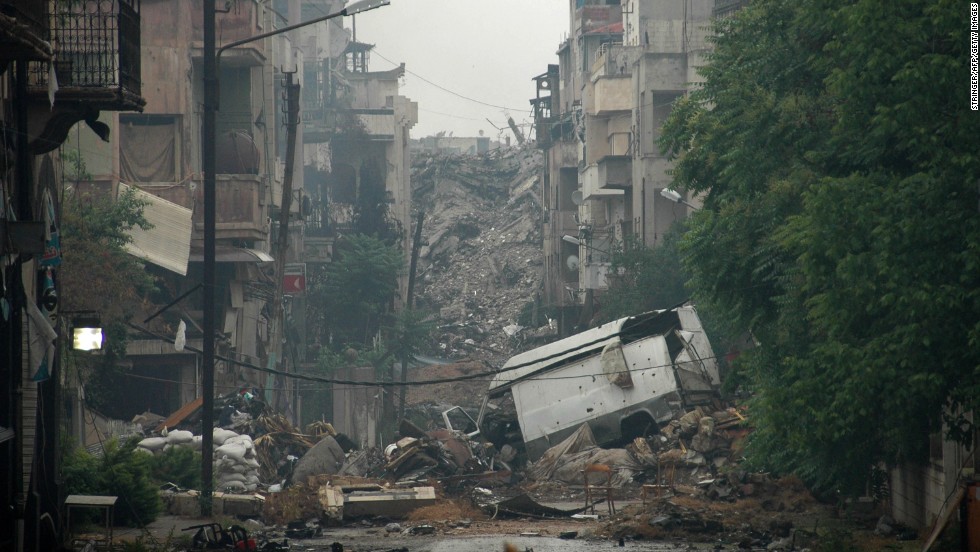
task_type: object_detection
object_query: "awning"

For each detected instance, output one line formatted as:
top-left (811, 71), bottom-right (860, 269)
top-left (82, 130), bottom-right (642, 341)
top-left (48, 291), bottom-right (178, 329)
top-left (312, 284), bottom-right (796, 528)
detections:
top-left (121, 183), bottom-right (192, 275)
top-left (189, 246), bottom-right (274, 263)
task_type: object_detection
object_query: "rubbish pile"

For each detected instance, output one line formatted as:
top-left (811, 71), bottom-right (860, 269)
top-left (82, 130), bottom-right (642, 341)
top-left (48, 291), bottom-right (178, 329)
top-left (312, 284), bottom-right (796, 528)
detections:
top-left (321, 420), bottom-right (509, 488)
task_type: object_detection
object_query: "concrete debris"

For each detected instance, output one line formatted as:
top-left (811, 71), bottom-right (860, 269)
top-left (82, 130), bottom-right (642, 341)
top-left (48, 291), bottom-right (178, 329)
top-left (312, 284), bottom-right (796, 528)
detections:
top-left (290, 435), bottom-right (346, 485)
top-left (412, 147), bottom-right (546, 365)
top-left (319, 483), bottom-right (436, 520)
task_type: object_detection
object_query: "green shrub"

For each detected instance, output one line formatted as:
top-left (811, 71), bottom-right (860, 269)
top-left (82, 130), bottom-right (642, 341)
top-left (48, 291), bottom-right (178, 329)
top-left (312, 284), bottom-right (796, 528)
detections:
top-left (61, 437), bottom-right (162, 527)
top-left (150, 446), bottom-right (202, 490)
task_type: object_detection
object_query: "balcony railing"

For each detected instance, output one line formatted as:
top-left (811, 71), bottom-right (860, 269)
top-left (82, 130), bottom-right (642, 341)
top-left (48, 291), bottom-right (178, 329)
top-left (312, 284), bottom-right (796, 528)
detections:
top-left (29, 0), bottom-right (141, 106)
top-left (142, 176), bottom-right (268, 242)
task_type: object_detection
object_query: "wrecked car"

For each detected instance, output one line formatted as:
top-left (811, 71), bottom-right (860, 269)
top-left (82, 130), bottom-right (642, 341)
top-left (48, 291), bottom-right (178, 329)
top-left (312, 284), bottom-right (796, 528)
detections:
top-left (477, 304), bottom-right (721, 461)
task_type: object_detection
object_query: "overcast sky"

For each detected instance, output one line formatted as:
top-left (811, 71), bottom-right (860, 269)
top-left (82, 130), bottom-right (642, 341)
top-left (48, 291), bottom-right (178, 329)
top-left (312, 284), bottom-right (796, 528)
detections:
top-left (353, 0), bottom-right (569, 140)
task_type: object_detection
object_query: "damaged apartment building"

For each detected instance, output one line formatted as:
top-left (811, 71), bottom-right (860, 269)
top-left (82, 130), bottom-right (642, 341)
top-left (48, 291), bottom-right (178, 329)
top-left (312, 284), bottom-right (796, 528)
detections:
top-left (60, 0), bottom-right (415, 440)
top-left (533, 0), bottom-right (726, 328)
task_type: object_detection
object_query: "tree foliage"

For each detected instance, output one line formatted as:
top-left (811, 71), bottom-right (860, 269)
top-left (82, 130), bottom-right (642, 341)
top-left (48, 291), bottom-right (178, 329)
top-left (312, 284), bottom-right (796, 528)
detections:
top-left (598, 224), bottom-right (690, 323)
top-left (61, 438), bottom-right (162, 527)
top-left (59, 169), bottom-right (157, 416)
top-left (313, 233), bottom-right (403, 347)
top-left (661, 0), bottom-right (980, 494)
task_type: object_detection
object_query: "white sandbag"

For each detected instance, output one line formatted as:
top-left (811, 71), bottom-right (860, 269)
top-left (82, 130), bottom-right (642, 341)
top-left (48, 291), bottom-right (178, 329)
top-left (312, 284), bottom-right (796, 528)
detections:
top-left (244, 483), bottom-right (257, 492)
top-left (220, 463), bottom-right (247, 475)
top-left (218, 472), bottom-right (247, 484)
top-left (212, 428), bottom-right (238, 446)
top-left (224, 434), bottom-right (254, 451)
top-left (245, 474), bottom-right (260, 485)
top-left (135, 446), bottom-right (154, 456)
top-left (243, 457), bottom-right (260, 469)
top-left (215, 442), bottom-right (247, 461)
top-left (138, 437), bottom-right (167, 451)
top-left (188, 435), bottom-right (203, 450)
top-left (214, 457), bottom-right (238, 471)
top-left (166, 429), bottom-right (194, 444)
top-left (219, 480), bottom-right (247, 493)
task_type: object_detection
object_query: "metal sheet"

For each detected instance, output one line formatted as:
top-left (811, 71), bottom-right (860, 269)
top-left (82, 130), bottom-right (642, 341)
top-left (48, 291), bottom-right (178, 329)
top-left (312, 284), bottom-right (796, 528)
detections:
top-left (120, 183), bottom-right (192, 275)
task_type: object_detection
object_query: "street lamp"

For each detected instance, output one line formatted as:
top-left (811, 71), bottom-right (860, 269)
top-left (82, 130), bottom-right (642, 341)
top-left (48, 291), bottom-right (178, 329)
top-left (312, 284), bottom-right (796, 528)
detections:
top-left (660, 188), bottom-right (699, 210)
top-left (71, 315), bottom-right (103, 351)
top-left (200, 0), bottom-right (390, 514)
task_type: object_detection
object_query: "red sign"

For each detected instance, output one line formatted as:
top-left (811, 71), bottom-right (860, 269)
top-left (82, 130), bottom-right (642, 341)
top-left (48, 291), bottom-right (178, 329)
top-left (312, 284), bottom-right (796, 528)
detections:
top-left (284, 263), bottom-right (306, 294)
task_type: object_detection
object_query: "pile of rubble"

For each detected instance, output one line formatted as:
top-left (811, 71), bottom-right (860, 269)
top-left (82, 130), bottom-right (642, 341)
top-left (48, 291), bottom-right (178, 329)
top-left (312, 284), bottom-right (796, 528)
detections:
top-left (412, 146), bottom-right (550, 365)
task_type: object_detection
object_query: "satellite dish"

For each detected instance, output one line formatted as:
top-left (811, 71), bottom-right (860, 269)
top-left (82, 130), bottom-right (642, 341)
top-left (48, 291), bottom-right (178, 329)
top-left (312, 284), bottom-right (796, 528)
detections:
top-left (566, 255), bottom-right (580, 271)
top-left (571, 190), bottom-right (584, 206)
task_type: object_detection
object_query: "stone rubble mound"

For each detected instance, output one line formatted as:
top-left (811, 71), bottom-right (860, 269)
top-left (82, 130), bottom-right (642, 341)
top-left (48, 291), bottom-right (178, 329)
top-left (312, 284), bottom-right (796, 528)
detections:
top-left (412, 146), bottom-right (546, 365)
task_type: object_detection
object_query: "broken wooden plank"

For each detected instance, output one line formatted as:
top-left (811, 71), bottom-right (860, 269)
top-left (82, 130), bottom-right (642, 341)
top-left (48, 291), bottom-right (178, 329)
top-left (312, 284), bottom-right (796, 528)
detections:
top-left (154, 397), bottom-right (204, 433)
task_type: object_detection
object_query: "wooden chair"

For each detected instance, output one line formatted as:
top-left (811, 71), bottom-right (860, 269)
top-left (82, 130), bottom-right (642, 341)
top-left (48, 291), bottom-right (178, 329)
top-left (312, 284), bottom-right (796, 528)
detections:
top-left (642, 460), bottom-right (675, 503)
top-left (582, 463), bottom-right (616, 515)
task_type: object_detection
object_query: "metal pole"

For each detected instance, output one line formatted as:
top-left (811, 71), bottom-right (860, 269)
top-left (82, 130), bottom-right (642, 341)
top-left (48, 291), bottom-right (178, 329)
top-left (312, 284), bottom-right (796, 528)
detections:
top-left (201, 0), bottom-right (216, 516)
top-left (269, 72), bottom-right (300, 414)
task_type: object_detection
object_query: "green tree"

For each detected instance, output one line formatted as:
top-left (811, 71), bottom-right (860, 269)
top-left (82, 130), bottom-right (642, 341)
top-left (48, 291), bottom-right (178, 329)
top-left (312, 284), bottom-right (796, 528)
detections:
top-left (597, 224), bottom-right (690, 323)
top-left (661, 0), bottom-right (980, 495)
top-left (59, 159), bottom-right (157, 417)
top-left (313, 233), bottom-right (403, 347)
top-left (392, 307), bottom-right (437, 420)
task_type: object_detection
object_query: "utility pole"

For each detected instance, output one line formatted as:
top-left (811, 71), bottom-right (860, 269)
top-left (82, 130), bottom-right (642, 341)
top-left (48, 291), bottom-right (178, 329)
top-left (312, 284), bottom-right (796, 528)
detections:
top-left (398, 209), bottom-right (425, 421)
top-left (201, 0), bottom-right (217, 515)
top-left (269, 72), bottom-right (301, 416)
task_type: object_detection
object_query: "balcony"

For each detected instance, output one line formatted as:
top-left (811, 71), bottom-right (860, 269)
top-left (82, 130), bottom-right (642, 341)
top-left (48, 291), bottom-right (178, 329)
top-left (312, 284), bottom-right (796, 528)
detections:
top-left (581, 159), bottom-right (629, 200)
top-left (30, 0), bottom-right (142, 108)
top-left (0, 0), bottom-right (52, 60)
top-left (140, 176), bottom-right (269, 243)
top-left (26, 0), bottom-right (143, 153)
top-left (304, 107), bottom-right (398, 143)
top-left (588, 43), bottom-right (631, 117)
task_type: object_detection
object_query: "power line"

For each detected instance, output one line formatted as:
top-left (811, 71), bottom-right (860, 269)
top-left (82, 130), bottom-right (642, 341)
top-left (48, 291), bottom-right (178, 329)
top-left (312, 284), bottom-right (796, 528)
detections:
top-left (127, 320), bottom-right (722, 388)
top-left (371, 48), bottom-right (531, 113)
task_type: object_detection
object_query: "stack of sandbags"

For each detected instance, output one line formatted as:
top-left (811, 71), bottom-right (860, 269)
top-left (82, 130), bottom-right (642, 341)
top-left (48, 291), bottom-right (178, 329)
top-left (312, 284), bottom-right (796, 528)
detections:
top-left (213, 432), bottom-right (261, 493)
top-left (134, 427), bottom-right (262, 493)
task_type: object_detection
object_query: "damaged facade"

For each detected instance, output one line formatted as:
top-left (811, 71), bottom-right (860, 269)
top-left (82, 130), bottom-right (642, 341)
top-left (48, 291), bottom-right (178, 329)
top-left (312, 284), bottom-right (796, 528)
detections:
top-left (1, 0), bottom-right (144, 548)
top-left (298, 0), bottom-right (417, 445)
top-left (61, 0), bottom-right (289, 425)
top-left (533, 0), bottom-right (718, 324)
top-left (56, 0), bottom-right (415, 444)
